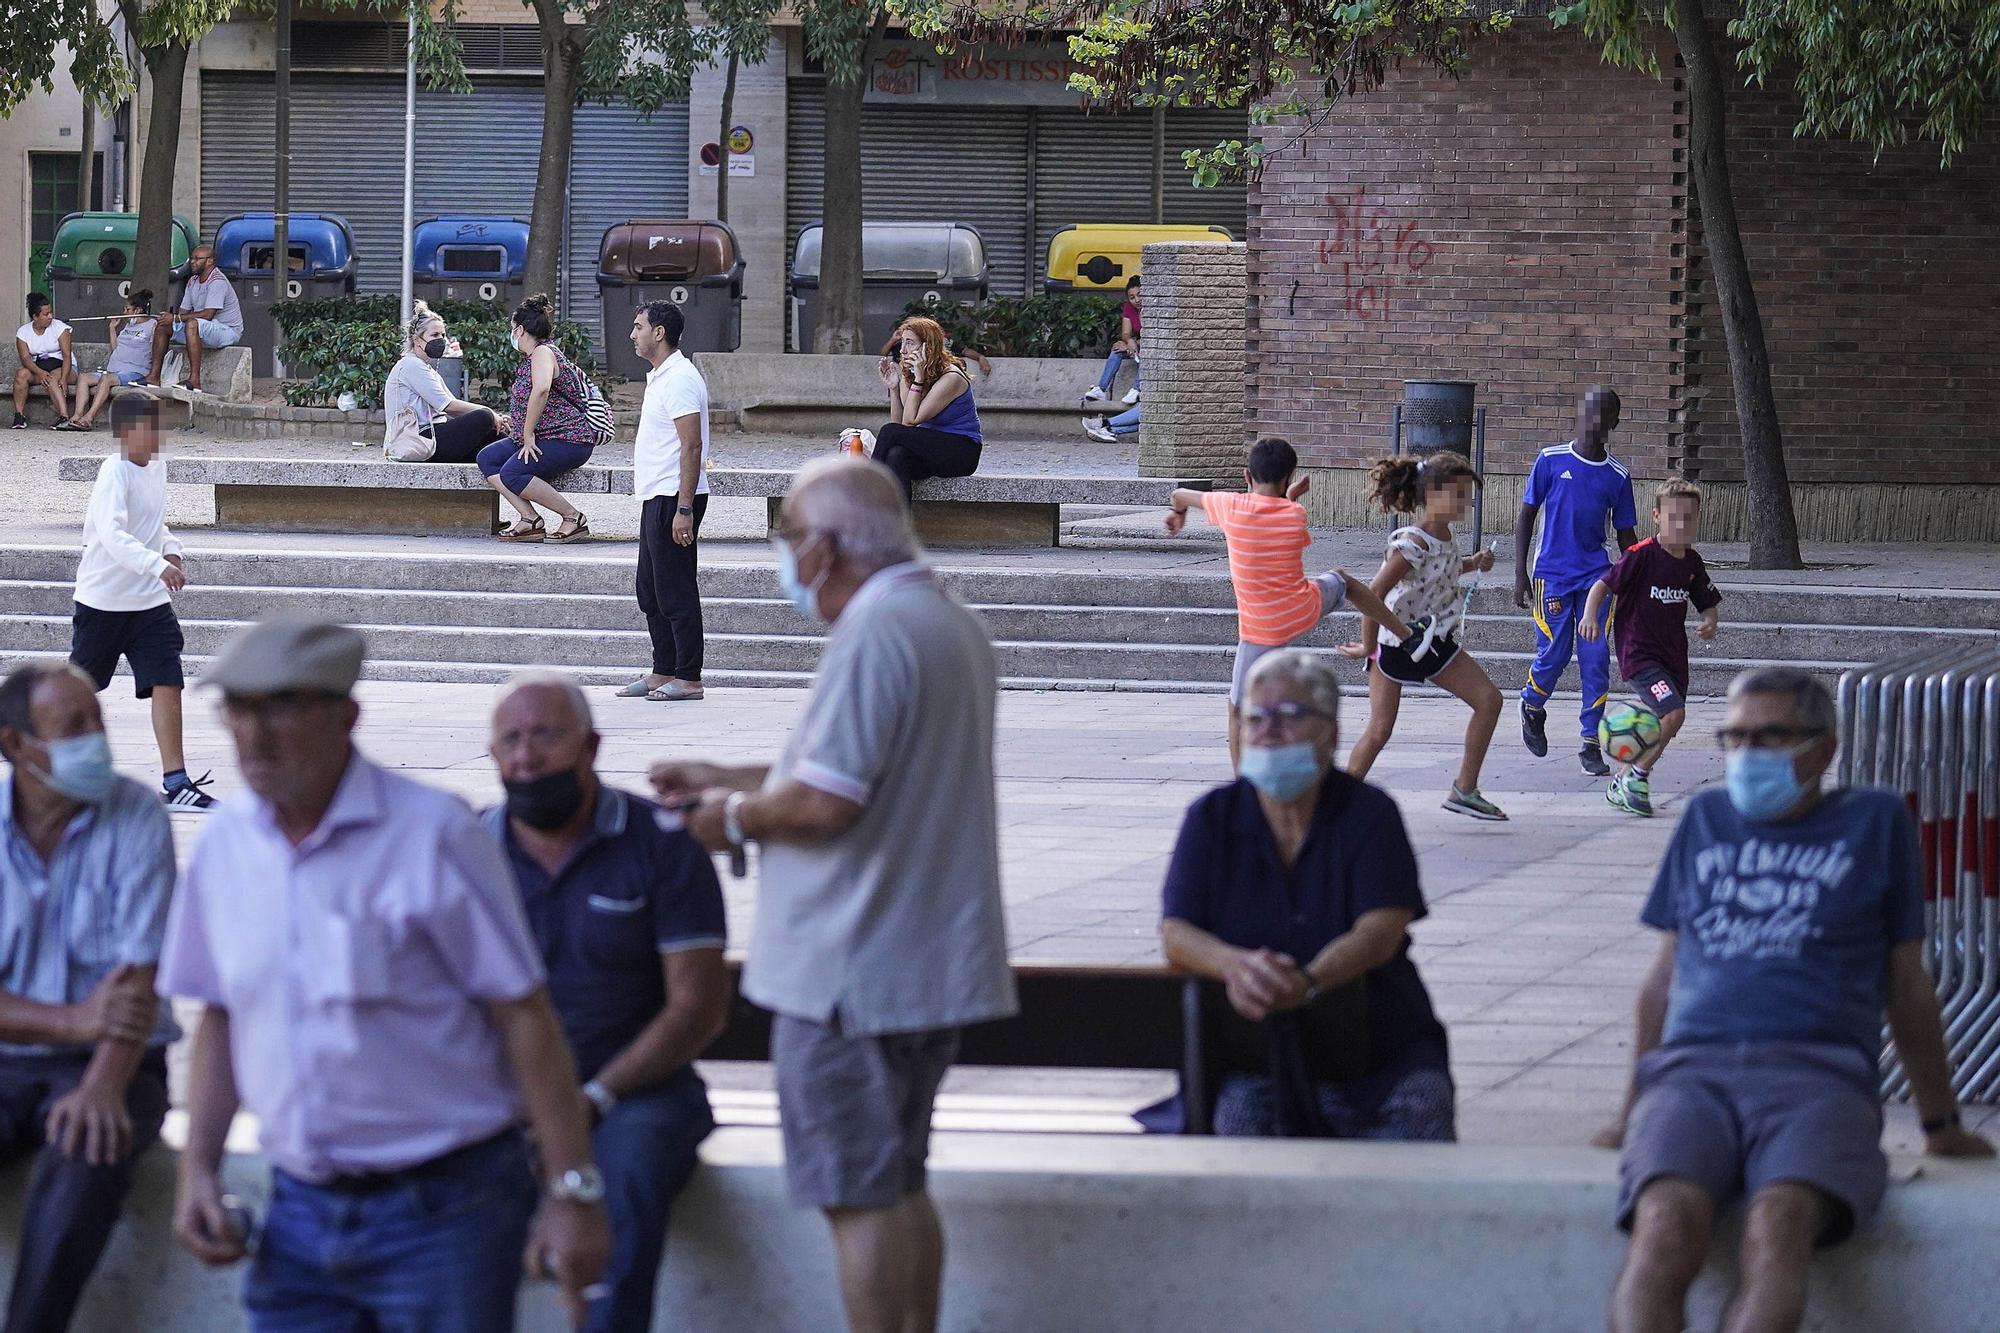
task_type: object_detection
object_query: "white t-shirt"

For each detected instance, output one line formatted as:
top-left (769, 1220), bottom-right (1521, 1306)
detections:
top-left (382, 354), bottom-right (454, 461)
top-left (75, 455), bottom-right (180, 612)
top-left (16, 319), bottom-right (74, 369)
top-left (634, 350), bottom-right (710, 502)
top-left (1384, 525), bottom-right (1465, 643)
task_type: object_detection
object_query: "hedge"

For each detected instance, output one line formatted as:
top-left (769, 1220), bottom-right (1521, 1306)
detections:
top-left (899, 293), bottom-right (1123, 359)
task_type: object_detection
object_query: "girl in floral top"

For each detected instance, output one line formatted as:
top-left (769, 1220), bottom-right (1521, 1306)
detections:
top-left (1341, 452), bottom-right (1508, 821)
top-left (476, 293), bottom-right (596, 543)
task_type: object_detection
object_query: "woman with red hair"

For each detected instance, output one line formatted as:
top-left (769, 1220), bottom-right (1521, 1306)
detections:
top-left (870, 316), bottom-right (983, 503)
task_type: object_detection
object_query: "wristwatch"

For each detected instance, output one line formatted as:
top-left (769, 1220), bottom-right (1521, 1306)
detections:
top-left (549, 1164), bottom-right (606, 1205)
top-left (1302, 974), bottom-right (1323, 1004)
top-left (723, 790), bottom-right (749, 848)
top-left (675, 504), bottom-right (693, 517)
top-left (581, 1079), bottom-right (618, 1119)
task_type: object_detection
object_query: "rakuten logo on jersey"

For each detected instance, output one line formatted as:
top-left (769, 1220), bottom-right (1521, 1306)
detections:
top-left (1649, 585), bottom-right (1689, 605)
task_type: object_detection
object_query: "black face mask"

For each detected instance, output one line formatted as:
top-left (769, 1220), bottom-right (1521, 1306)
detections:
top-left (504, 769), bottom-right (587, 831)
top-left (423, 336), bottom-right (449, 359)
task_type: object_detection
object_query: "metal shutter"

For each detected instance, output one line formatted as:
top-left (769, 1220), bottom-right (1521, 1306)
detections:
top-left (1162, 108), bottom-right (1249, 235)
top-left (785, 83), bottom-right (1032, 297)
top-left (568, 99), bottom-right (691, 355)
top-left (1030, 108), bottom-right (1155, 288)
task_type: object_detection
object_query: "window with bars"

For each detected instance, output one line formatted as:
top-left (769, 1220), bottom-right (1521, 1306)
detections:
top-left (27, 152), bottom-right (99, 291)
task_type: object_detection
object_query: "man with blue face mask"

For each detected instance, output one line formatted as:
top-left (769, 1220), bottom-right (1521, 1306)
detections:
top-left (0, 661), bottom-right (178, 1331)
top-left (1602, 666), bottom-right (1993, 1333)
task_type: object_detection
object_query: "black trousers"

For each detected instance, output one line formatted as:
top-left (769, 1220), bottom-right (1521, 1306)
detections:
top-left (0, 1050), bottom-right (169, 1333)
top-left (872, 423), bottom-right (981, 501)
top-left (424, 407), bottom-right (505, 464)
top-left (638, 493), bottom-right (708, 679)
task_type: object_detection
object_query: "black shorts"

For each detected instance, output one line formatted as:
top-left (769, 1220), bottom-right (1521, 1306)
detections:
top-left (1629, 666), bottom-right (1688, 717)
top-left (70, 602), bottom-right (185, 698)
top-left (1371, 632), bottom-right (1461, 685)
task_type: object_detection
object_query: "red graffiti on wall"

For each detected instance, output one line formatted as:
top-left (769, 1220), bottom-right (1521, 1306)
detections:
top-left (1314, 189), bottom-right (1433, 320)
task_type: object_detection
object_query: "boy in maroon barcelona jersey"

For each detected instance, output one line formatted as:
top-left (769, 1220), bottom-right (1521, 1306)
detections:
top-left (1581, 478), bottom-right (1721, 817)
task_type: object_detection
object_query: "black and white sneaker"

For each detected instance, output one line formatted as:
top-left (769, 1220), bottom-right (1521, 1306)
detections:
top-left (1578, 743), bottom-right (1611, 778)
top-left (10, 413), bottom-right (26, 430)
top-left (162, 771), bottom-right (219, 813)
top-left (1521, 700), bottom-right (1548, 757)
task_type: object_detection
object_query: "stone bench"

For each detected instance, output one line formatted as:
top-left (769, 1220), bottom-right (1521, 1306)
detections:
top-left (691, 353), bottom-right (1124, 438)
top-left (6, 1132), bottom-right (1993, 1331)
top-left (55, 455), bottom-right (1207, 547)
top-left (19, 342), bottom-right (253, 427)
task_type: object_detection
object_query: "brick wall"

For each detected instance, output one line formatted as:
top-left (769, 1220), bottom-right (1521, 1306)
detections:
top-left (1678, 83), bottom-right (2000, 484)
top-left (1137, 241), bottom-right (1249, 481)
top-left (1248, 27), bottom-right (1688, 482)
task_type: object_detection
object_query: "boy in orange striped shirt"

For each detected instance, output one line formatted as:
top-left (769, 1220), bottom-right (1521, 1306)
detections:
top-left (1166, 437), bottom-right (1413, 765)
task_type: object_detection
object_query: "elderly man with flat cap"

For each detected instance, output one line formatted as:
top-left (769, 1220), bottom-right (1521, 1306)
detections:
top-left (652, 456), bottom-right (1015, 1333)
top-left (156, 619), bottom-right (611, 1331)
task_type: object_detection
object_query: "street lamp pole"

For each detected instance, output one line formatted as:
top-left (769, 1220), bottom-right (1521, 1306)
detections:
top-left (274, 0), bottom-right (291, 304)
top-left (401, 9), bottom-right (417, 326)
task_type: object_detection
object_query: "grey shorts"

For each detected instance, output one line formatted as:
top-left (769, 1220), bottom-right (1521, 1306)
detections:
top-left (772, 1013), bottom-right (960, 1210)
top-left (1229, 574), bottom-right (1347, 705)
top-left (1617, 1041), bottom-right (1887, 1246)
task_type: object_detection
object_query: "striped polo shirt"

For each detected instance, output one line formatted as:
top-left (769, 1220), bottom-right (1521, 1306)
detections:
top-left (1203, 491), bottom-right (1322, 646)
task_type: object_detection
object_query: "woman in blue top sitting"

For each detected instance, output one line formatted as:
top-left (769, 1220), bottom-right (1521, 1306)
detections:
top-left (1157, 648), bottom-right (1456, 1140)
top-left (871, 316), bottom-right (981, 504)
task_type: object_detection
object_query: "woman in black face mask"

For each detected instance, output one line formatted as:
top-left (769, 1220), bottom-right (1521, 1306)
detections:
top-left (383, 301), bottom-right (506, 463)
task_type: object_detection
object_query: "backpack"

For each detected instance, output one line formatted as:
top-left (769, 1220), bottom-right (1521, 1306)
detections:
top-left (581, 378), bottom-right (615, 449)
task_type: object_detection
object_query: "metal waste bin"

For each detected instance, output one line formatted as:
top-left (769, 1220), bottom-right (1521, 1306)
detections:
top-left (412, 216), bottom-right (528, 308)
top-left (789, 221), bottom-right (987, 354)
top-left (596, 220), bottom-right (744, 380)
top-left (1043, 223), bottom-right (1233, 294)
top-left (44, 212), bottom-right (198, 327)
top-left (215, 212), bottom-right (358, 377)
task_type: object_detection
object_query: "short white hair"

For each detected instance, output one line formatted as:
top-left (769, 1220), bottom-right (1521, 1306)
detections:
top-left (1244, 649), bottom-right (1342, 723)
top-left (787, 456), bottom-right (921, 573)
top-left (496, 669), bottom-right (595, 734)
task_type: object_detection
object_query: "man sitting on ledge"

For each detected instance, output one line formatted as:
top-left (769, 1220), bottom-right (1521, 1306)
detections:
top-left (1602, 666), bottom-right (1993, 1333)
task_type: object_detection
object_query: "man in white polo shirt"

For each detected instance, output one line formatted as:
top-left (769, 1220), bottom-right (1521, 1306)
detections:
top-left (617, 301), bottom-right (712, 704)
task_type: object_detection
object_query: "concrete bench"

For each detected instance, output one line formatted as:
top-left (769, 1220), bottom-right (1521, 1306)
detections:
top-left (691, 353), bottom-right (1124, 438)
top-left (7, 1132), bottom-right (1993, 1331)
top-left (20, 343), bottom-right (252, 427)
top-left (55, 455), bottom-right (1207, 547)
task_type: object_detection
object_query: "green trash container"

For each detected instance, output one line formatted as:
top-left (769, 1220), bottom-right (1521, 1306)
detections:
top-left (44, 212), bottom-right (198, 328)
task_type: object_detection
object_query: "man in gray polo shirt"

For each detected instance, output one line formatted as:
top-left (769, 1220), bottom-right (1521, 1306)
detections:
top-left (655, 455), bottom-right (1015, 1333)
top-left (145, 244), bottom-right (243, 395)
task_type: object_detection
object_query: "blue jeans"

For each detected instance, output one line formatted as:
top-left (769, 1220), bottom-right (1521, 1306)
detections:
top-left (1104, 405), bottom-right (1141, 438)
top-left (476, 435), bottom-right (595, 497)
top-left (1095, 349), bottom-right (1138, 394)
top-left (245, 1130), bottom-right (537, 1333)
top-left (586, 1075), bottom-right (714, 1333)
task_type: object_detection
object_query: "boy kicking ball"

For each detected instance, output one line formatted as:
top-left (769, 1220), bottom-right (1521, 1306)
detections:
top-left (1580, 478), bottom-right (1720, 816)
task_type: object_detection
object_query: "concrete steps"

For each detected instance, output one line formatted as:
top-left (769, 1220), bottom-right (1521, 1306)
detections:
top-left (2, 544), bottom-right (1992, 696)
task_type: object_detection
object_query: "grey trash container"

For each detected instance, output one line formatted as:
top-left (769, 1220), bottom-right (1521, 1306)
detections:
top-left (788, 222), bottom-right (988, 354)
top-left (597, 220), bottom-right (745, 381)
top-left (215, 212), bottom-right (358, 377)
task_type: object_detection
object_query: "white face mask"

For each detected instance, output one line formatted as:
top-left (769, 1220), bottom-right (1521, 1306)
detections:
top-left (511, 329), bottom-right (528, 353)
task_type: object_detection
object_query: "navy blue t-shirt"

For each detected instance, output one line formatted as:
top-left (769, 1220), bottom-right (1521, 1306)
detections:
top-left (1163, 772), bottom-right (1447, 1072)
top-left (1643, 787), bottom-right (1924, 1064)
top-left (1523, 442), bottom-right (1638, 592)
top-left (487, 787), bottom-right (727, 1083)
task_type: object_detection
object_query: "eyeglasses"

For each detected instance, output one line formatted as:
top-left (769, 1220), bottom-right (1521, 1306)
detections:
top-left (1238, 702), bottom-right (1334, 736)
top-left (1715, 726), bottom-right (1825, 752)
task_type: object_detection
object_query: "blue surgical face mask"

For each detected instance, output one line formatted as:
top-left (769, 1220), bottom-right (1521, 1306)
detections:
top-left (33, 730), bottom-right (117, 804)
top-left (1725, 746), bottom-right (1808, 822)
top-left (1238, 742), bottom-right (1324, 801)
top-left (773, 534), bottom-right (828, 621)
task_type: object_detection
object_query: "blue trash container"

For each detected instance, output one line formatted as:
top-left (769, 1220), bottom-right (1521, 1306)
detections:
top-left (215, 212), bottom-right (358, 377)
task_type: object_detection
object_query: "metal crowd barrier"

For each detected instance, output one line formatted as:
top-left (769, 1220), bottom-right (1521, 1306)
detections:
top-left (1839, 646), bottom-right (2000, 1101)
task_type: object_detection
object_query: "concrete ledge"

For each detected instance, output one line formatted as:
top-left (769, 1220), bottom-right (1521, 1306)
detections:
top-left (21, 344), bottom-right (253, 426)
top-left (8, 1131), bottom-right (1997, 1331)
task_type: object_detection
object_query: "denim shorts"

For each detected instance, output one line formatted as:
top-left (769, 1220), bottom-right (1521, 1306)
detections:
top-left (1617, 1040), bottom-right (1887, 1246)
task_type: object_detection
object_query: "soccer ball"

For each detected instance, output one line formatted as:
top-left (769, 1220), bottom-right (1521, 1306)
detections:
top-left (1599, 702), bottom-right (1663, 765)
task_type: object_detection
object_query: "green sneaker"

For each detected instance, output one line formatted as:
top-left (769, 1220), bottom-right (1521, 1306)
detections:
top-left (1623, 773), bottom-right (1653, 817)
top-left (1444, 786), bottom-right (1509, 822)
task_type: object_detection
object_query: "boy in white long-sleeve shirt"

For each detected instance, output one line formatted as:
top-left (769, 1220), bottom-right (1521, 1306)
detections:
top-left (70, 394), bottom-right (215, 810)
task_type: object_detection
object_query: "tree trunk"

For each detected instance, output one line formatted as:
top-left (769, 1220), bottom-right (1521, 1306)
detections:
top-left (818, 62), bottom-right (866, 355)
top-left (1672, 0), bottom-right (1802, 569)
top-left (524, 21), bottom-right (583, 305)
top-left (716, 52), bottom-right (738, 223)
top-left (134, 41), bottom-right (189, 304)
top-left (77, 108), bottom-right (97, 211)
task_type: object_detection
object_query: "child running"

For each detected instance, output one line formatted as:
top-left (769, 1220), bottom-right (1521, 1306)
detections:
top-left (1514, 386), bottom-right (1638, 776)
top-left (1343, 452), bottom-right (1508, 821)
top-left (1164, 437), bottom-right (1414, 766)
top-left (70, 393), bottom-right (215, 810)
top-left (1579, 478), bottom-right (1721, 816)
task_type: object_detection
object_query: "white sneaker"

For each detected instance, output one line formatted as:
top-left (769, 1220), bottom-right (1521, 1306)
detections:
top-left (1082, 386), bottom-right (1109, 403)
top-left (1084, 423), bottom-right (1117, 443)
top-left (1120, 386), bottom-right (1140, 405)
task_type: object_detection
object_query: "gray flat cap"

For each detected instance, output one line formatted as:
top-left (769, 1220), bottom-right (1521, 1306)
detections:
top-left (204, 619), bottom-right (365, 696)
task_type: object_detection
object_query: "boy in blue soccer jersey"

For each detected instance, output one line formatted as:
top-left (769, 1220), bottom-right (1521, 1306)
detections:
top-left (1512, 387), bottom-right (1639, 775)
